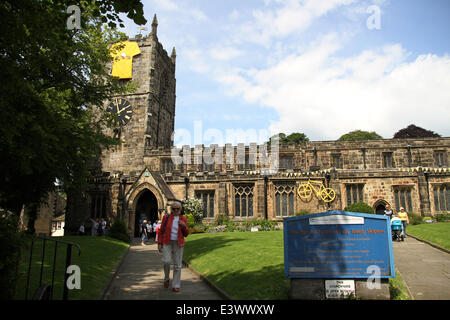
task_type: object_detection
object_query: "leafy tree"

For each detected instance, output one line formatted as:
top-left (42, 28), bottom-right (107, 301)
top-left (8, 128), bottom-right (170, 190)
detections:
top-left (338, 130), bottom-right (382, 141)
top-left (271, 132), bottom-right (309, 144)
top-left (0, 0), bottom-right (145, 215)
top-left (0, 212), bottom-right (25, 299)
top-left (92, 0), bottom-right (147, 28)
top-left (284, 132), bottom-right (310, 143)
top-left (393, 124), bottom-right (440, 139)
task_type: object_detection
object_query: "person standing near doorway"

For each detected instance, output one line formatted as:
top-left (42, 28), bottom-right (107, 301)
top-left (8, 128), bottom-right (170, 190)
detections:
top-left (89, 218), bottom-right (99, 236)
top-left (141, 219), bottom-right (148, 246)
top-left (101, 218), bottom-right (107, 236)
top-left (146, 220), bottom-right (153, 242)
top-left (157, 202), bottom-right (189, 293)
top-left (384, 204), bottom-right (394, 220)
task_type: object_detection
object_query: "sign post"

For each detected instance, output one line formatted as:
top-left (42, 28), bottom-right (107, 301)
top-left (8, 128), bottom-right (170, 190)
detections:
top-left (284, 211), bottom-right (395, 299)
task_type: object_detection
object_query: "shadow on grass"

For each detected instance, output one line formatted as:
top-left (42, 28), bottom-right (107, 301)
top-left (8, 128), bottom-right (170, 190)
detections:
top-left (205, 264), bottom-right (289, 300)
top-left (15, 236), bottom-right (129, 300)
top-left (184, 234), bottom-right (288, 300)
top-left (184, 234), bottom-right (246, 261)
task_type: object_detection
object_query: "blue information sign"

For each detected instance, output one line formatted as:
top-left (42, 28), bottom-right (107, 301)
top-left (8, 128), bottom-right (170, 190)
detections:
top-left (284, 211), bottom-right (395, 279)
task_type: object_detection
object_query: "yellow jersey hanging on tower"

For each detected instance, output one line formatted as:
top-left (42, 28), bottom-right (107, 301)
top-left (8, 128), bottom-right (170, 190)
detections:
top-left (110, 41), bottom-right (141, 79)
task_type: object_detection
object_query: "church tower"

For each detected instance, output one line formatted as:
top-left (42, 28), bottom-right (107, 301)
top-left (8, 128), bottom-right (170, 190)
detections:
top-left (65, 15), bottom-right (178, 234)
top-left (102, 14), bottom-right (176, 175)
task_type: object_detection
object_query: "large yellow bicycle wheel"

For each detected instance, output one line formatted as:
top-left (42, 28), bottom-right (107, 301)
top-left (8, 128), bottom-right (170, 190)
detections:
top-left (321, 188), bottom-right (336, 202)
top-left (297, 184), bottom-right (313, 200)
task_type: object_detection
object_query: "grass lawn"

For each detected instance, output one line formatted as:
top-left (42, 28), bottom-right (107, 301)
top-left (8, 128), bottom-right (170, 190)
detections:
top-left (389, 271), bottom-right (411, 300)
top-left (184, 230), bottom-right (410, 300)
top-left (407, 223), bottom-right (450, 250)
top-left (14, 236), bottom-right (129, 300)
top-left (184, 231), bottom-right (288, 300)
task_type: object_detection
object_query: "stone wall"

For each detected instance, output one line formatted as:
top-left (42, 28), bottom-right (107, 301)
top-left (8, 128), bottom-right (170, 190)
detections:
top-left (145, 137), bottom-right (449, 219)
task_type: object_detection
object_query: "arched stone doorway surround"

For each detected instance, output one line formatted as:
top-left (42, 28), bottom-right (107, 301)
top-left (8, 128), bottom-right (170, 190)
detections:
top-left (126, 182), bottom-right (166, 237)
top-left (121, 168), bottom-right (178, 236)
top-left (373, 199), bottom-right (391, 215)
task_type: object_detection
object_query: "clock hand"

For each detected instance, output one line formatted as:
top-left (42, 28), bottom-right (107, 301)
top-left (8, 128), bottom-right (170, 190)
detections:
top-left (115, 100), bottom-right (120, 114)
top-left (117, 106), bottom-right (128, 114)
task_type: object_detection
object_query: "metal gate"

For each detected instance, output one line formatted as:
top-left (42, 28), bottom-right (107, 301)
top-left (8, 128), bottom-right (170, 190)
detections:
top-left (24, 236), bottom-right (81, 300)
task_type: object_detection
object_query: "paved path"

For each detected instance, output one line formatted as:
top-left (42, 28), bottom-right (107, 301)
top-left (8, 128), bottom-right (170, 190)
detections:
top-left (103, 236), bottom-right (450, 300)
top-left (102, 239), bottom-right (223, 300)
top-left (393, 236), bottom-right (450, 300)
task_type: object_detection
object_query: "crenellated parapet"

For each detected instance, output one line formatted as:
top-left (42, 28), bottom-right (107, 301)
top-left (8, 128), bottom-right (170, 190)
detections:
top-left (139, 137), bottom-right (449, 179)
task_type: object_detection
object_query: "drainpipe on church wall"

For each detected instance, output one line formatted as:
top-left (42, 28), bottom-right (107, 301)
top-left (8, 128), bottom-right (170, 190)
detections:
top-left (121, 178), bottom-right (127, 220)
top-left (423, 171), bottom-right (431, 216)
top-left (264, 176), bottom-right (268, 220)
top-left (407, 144), bottom-right (412, 168)
top-left (184, 177), bottom-right (189, 200)
top-left (361, 147), bottom-right (367, 169)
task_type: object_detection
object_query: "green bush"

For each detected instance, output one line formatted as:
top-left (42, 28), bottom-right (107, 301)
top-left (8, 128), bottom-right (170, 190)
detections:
top-left (185, 213), bottom-right (195, 228)
top-left (109, 219), bottom-right (127, 234)
top-left (210, 215), bottom-right (279, 233)
top-left (295, 210), bottom-right (310, 216)
top-left (214, 214), bottom-right (231, 226)
top-left (407, 212), bottom-right (423, 225)
top-left (436, 213), bottom-right (450, 222)
top-left (0, 212), bottom-right (25, 299)
top-left (242, 219), bottom-right (279, 231)
top-left (344, 202), bottom-right (375, 214)
top-left (108, 219), bottom-right (130, 243)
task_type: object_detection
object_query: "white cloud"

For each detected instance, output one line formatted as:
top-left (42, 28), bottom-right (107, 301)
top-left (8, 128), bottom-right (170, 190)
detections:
top-left (209, 46), bottom-right (244, 61)
top-left (190, 9), bottom-right (208, 22)
top-left (148, 0), bottom-right (208, 23)
top-left (232, 0), bottom-right (357, 46)
top-left (217, 34), bottom-right (450, 140)
top-left (152, 0), bottom-right (179, 11)
top-left (182, 48), bottom-right (210, 73)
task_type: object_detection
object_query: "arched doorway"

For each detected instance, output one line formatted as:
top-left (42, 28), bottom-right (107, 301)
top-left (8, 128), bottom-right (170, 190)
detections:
top-left (134, 190), bottom-right (159, 237)
top-left (373, 199), bottom-right (390, 215)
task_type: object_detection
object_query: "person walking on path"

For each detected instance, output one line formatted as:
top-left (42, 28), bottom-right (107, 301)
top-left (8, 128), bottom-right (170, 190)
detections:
top-left (398, 207), bottom-right (410, 237)
top-left (157, 202), bottom-right (190, 293)
top-left (154, 220), bottom-right (161, 242)
top-left (152, 220), bottom-right (159, 240)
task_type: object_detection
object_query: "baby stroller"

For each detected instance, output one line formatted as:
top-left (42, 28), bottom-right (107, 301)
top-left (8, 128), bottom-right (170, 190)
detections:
top-left (391, 217), bottom-right (404, 242)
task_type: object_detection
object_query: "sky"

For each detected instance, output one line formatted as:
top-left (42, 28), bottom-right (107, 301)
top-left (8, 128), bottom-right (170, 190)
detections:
top-left (119, 0), bottom-right (450, 145)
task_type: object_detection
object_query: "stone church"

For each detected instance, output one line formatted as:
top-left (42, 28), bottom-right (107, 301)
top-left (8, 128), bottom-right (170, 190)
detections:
top-left (66, 16), bottom-right (450, 237)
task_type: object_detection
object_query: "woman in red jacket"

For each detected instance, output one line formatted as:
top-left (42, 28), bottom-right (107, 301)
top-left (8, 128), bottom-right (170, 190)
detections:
top-left (157, 201), bottom-right (189, 292)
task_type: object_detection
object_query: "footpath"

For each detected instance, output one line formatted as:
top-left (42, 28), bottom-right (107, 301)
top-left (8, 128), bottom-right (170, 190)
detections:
top-left (392, 235), bottom-right (450, 300)
top-left (101, 239), bottom-right (223, 300)
top-left (102, 236), bottom-right (450, 300)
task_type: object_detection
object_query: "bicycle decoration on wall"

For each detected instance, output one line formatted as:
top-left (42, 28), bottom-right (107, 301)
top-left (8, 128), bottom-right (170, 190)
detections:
top-left (297, 180), bottom-right (336, 203)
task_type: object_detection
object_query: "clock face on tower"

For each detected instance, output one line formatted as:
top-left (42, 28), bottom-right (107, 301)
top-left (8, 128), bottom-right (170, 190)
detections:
top-left (107, 98), bottom-right (133, 126)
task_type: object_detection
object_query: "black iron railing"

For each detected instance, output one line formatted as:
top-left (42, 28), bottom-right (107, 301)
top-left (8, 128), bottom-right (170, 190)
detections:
top-left (25, 235), bottom-right (81, 300)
